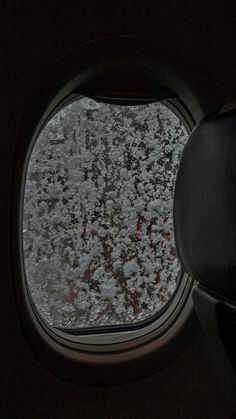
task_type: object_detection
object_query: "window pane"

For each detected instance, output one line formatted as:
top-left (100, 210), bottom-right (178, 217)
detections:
top-left (23, 98), bottom-right (188, 329)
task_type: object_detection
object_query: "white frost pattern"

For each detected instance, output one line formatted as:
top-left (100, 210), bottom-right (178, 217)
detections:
top-left (23, 99), bottom-right (188, 328)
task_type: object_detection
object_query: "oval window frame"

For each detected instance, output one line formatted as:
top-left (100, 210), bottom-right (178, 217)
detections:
top-left (11, 38), bottom-right (199, 384)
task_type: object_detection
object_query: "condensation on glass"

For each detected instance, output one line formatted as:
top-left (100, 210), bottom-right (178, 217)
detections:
top-left (23, 98), bottom-right (188, 329)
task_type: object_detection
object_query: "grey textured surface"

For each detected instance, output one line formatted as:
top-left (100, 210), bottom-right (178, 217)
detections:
top-left (23, 99), bottom-right (188, 329)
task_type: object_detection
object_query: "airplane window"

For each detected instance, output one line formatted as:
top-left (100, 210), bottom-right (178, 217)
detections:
top-left (23, 97), bottom-right (188, 331)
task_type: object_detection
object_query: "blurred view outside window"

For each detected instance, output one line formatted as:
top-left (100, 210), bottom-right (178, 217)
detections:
top-left (23, 98), bottom-right (188, 329)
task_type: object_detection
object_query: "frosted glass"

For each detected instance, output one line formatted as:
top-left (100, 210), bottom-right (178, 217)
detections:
top-left (23, 98), bottom-right (188, 329)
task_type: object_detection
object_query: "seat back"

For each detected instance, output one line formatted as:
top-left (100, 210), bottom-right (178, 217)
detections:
top-left (174, 109), bottom-right (236, 301)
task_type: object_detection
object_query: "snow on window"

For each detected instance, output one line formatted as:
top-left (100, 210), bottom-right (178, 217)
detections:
top-left (23, 98), bottom-right (188, 329)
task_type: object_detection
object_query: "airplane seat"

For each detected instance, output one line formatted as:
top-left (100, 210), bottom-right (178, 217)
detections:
top-left (174, 109), bottom-right (236, 371)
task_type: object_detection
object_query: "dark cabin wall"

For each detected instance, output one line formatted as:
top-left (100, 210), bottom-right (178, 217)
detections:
top-left (1, 1), bottom-right (236, 418)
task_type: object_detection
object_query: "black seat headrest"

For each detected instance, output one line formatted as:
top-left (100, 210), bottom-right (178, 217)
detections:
top-left (174, 110), bottom-right (236, 301)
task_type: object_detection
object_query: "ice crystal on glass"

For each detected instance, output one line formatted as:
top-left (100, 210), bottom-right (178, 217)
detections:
top-left (23, 98), bottom-right (188, 328)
